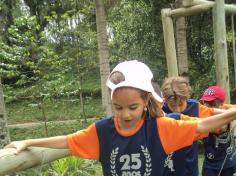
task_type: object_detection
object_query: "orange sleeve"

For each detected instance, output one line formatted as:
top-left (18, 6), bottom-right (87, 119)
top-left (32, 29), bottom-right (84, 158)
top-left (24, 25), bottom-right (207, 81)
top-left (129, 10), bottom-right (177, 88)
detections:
top-left (198, 103), bottom-right (215, 118)
top-left (180, 114), bottom-right (197, 120)
top-left (157, 116), bottom-right (207, 154)
top-left (67, 123), bottom-right (99, 160)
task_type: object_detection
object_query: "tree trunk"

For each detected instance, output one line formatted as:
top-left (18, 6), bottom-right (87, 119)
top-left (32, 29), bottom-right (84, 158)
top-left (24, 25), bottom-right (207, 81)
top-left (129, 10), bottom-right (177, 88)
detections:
top-left (175, 0), bottom-right (189, 77)
top-left (0, 78), bottom-right (10, 148)
top-left (95, 0), bottom-right (112, 116)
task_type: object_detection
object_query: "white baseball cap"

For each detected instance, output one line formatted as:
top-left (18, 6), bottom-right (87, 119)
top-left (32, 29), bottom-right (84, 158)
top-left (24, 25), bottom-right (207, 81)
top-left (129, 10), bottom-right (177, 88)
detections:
top-left (106, 60), bottom-right (163, 103)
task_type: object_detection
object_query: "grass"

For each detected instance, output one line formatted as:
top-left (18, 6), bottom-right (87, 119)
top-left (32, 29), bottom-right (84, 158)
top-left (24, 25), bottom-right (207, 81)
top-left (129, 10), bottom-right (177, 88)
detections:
top-left (9, 121), bottom-right (89, 140)
top-left (6, 97), bottom-right (104, 124)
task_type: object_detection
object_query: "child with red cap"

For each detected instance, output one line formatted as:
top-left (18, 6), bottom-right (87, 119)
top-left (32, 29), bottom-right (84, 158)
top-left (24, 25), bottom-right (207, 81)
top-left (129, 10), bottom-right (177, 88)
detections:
top-left (200, 86), bottom-right (226, 108)
top-left (200, 85), bottom-right (236, 176)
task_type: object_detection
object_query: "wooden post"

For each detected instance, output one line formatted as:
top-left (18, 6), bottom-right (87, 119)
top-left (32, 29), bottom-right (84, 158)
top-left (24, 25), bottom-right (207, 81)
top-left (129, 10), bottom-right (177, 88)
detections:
top-left (230, 14), bottom-right (236, 146)
top-left (175, 0), bottom-right (189, 76)
top-left (0, 78), bottom-right (10, 148)
top-left (232, 15), bottom-right (236, 88)
top-left (213, 0), bottom-right (230, 103)
top-left (161, 9), bottom-right (179, 77)
top-left (0, 147), bottom-right (70, 175)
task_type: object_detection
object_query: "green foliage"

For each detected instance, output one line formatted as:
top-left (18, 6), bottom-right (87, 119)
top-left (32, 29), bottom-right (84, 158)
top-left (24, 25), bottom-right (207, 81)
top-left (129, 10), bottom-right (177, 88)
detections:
top-left (187, 13), bottom-right (214, 75)
top-left (48, 157), bottom-right (102, 176)
top-left (108, 0), bottom-right (167, 83)
top-left (108, 0), bottom-right (160, 59)
top-left (0, 15), bottom-right (56, 93)
top-left (15, 157), bottom-right (102, 176)
top-left (187, 13), bottom-right (236, 95)
top-left (1, 11), bottom-right (100, 105)
top-left (189, 62), bottom-right (216, 99)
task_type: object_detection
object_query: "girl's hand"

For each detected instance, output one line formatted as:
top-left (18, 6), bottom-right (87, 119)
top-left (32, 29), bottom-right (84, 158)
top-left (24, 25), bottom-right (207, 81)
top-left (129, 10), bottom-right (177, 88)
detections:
top-left (4, 141), bottom-right (28, 154)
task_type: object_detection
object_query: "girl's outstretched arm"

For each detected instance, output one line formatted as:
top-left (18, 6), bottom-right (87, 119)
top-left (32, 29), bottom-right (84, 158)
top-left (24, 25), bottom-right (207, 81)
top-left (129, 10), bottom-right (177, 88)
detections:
top-left (4, 135), bottom-right (68, 154)
top-left (197, 108), bottom-right (236, 133)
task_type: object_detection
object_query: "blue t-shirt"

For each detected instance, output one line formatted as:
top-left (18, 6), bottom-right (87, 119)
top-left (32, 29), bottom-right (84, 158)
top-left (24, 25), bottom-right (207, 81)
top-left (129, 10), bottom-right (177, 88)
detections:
top-left (96, 117), bottom-right (167, 176)
top-left (163, 99), bottom-right (199, 176)
top-left (203, 129), bottom-right (236, 170)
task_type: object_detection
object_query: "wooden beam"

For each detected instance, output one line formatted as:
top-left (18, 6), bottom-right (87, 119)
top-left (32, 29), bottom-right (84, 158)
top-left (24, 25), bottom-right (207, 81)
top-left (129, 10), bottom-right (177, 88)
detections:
top-left (232, 15), bottom-right (236, 88)
top-left (0, 78), bottom-right (10, 148)
top-left (213, 0), bottom-right (230, 103)
top-left (169, 3), bottom-right (213, 17)
top-left (0, 147), bottom-right (70, 175)
top-left (224, 6), bottom-right (236, 15)
top-left (170, 3), bottom-right (236, 17)
top-left (184, 0), bottom-right (236, 15)
top-left (161, 9), bottom-right (179, 77)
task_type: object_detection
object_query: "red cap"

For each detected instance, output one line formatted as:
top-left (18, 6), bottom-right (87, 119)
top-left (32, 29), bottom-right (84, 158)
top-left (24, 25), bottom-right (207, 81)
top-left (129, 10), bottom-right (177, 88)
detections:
top-left (200, 86), bottom-right (226, 102)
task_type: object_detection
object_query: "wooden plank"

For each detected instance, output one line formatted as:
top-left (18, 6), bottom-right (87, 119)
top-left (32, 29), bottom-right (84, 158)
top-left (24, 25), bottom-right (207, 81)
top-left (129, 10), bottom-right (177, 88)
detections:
top-left (174, 0), bottom-right (236, 16)
top-left (161, 9), bottom-right (179, 77)
top-left (170, 3), bottom-right (213, 17)
top-left (233, 15), bottom-right (236, 88)
top-left (213, 0), bottom-right (230, 103)
top-left (0, 147), bottom-right (70, 175)
top-left (192, 0), bottom-right (236, 15)
top-left (0, 78), bottom-right (10, 148)
top-left (230, 14), bottom-right (236, 145)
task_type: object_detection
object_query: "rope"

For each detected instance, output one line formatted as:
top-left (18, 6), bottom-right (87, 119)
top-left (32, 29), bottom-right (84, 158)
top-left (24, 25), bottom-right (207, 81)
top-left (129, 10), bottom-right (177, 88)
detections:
top-left (217, 150), bottom-right (229, 176)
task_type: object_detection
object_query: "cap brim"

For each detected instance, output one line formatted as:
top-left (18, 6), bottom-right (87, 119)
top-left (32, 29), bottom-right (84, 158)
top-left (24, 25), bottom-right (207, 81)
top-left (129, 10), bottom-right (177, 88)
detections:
top-left (200, 96), bottom-right (216, 101)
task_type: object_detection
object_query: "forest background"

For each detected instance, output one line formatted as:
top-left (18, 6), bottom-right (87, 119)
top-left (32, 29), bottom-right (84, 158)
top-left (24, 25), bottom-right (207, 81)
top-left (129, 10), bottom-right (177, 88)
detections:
top-left (0, 0), bottom-right (236, 175)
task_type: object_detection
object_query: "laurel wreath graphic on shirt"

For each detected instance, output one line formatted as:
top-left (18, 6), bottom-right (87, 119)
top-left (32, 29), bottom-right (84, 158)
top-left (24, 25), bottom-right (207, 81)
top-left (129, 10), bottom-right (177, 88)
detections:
top-left (110, 146), bottom-right (152, 176)
top-left (141, 145), bottom-right (152, 176)
top-left (110, 147), bottom-right (119, 176)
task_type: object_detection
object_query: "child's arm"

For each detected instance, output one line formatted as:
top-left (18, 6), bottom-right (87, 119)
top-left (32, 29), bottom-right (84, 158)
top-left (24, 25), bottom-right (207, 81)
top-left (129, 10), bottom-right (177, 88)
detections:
top-left (4, 123), bottom-right (99, 159)
top-left (213, 108), bottom-right (226, 114)
top-left (4, 136), bottom-right (68, 154)
top-left (197, 108), bottom-right (236, 133)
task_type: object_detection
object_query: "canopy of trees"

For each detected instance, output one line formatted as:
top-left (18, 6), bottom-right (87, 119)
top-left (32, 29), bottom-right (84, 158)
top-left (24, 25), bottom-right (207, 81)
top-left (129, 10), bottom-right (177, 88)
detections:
top-left (0, 0), bottom-right (236, 106)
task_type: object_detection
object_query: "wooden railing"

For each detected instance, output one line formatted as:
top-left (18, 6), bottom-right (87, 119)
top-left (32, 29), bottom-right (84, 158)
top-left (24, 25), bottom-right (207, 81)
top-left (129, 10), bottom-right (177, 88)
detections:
top-left (0, 147), bottom-right (70, 175)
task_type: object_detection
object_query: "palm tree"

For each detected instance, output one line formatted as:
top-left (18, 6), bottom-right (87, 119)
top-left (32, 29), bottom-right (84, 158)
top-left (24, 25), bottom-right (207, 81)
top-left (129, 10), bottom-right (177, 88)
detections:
top-left (95, 0), bottom-right (112, 116)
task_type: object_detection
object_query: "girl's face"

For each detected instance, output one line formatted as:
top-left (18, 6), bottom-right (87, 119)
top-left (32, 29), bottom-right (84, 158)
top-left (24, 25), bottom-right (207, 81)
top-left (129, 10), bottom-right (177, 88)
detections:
top-left (112, 88), bottom-right (148, 132)
top-left (167, 100), bottom-right (187, 113)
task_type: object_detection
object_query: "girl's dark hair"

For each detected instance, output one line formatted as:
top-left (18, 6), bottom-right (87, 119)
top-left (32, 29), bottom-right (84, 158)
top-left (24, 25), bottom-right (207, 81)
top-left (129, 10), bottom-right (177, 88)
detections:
top-left (200, 99), bottom-right (223, 108)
